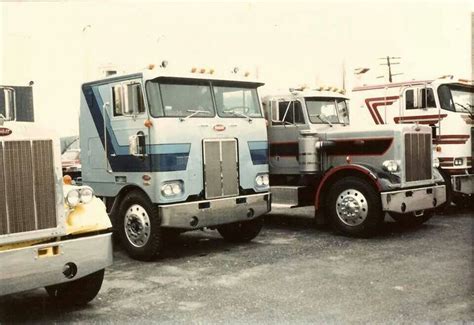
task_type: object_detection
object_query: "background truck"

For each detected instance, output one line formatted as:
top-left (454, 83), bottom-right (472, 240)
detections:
top-left (262, 87), bottom-right (446, 237)
top-left (351, 77), bottom-right (473, 206)
top-left (79, 65), bottom-right (271, 261)
top-left (0, 85), bottom-right (112, 305)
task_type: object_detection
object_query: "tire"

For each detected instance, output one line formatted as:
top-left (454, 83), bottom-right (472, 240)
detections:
top-left (117, 190), bottom-right (163, 261)
top-left (326, 177), bottom-right (383, 238)
top-left (45, 269), bottom-right (104, 306)
top-left (217, 217), bottom-right (264, 243)
top-left (389, 210), bottom-right (433, 228)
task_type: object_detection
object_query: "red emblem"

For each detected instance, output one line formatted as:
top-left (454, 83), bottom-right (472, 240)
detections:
top-left (213, 124), bottom-right (226, 132)
top-left (0, 127), bottom-right (12, 136)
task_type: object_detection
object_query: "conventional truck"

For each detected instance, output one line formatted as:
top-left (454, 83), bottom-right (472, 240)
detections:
top-left (0, 85), bottom-right (112, 305)
top-left (263, 87), bottom-right (446, 237)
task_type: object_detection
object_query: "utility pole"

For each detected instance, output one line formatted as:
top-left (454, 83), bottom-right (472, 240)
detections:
top-left (378, 56), bottom-right (402, 82)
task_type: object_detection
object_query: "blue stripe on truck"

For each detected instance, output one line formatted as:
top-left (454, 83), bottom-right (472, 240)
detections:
top-left (248, 141), bottom-right (268, 165)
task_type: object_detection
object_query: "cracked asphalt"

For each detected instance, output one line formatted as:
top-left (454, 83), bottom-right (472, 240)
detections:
top-left (1, 206), bottom-right (472, 323)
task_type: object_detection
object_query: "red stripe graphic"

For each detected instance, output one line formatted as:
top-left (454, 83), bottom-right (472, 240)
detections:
top-left (364, 96), bottom-right (399, 124)
top-left (394, 114), bottom-right (447, 124)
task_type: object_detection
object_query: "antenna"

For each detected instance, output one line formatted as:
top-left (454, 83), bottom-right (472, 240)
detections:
top-left (378, 56), bottom-right (403, 82)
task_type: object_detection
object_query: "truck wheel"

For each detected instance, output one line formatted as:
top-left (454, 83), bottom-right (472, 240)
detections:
top-left (389, 210), bottom-right (433, 228)
top-left (326, 177), bottom-right (383, 238)
top-left (45, 269), bottom-right (104, 306)
top-left (117, 191), bottom-right (163, 261)
top-left (217, 217), bottom-right (263, 243)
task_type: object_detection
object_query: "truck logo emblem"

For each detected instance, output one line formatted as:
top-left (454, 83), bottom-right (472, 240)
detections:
top-left (213, 124), bottom-right (226, 132)
top-left (0, 127), bottom-right (12, 136)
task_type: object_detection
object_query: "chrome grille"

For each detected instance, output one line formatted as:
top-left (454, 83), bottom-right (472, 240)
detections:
top-left (203, 139), bottom-right (239, 199)
top-left (0, 140), bottom-right (57, 235)
top-left (404, 133), bottom-right (432, 182)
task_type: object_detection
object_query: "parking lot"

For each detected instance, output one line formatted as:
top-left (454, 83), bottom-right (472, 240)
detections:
top-left (1, 206), bottom-right (472, 323)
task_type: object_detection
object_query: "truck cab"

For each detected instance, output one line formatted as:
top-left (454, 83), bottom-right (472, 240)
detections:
top-left (80, 66), bottom-right (271, 260)
top-left (263, 87), bottom-right (446, 237)
top-left (351, 77), bottom-right (473, 205)
top-left (0, 85), bottom-right (112, 305)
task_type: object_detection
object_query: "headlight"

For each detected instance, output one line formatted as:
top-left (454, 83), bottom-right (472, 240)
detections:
top-left (453, 158), bottom-right (463, 166)
top-left (433, 157), bottom-right (440, 168)
top-left (161, 182), bottom-right (183, 197)
top-left (65, 186), bottom-right (95, 208)
top-left (382, 160), bottom-right (399, 172)
top-left (80, 187), bottom-right (94, 204)
top-left (255, 174), bottom-right (269, 188)
top-left (66, 190), bottom-right (80, 207)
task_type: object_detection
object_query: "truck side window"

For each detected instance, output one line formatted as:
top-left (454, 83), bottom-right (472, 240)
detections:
top-left (405, 89), bottom-right (415, 110)
top-left (274, 101), bottom-right (304, 125)
top-left (112, 86), bottom-right (124, 116)
top-left (421, 88), bottom-right (436, 108)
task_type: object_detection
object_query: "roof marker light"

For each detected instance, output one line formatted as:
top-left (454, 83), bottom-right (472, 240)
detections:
top-left (191, 67), bottom-right (197, 73)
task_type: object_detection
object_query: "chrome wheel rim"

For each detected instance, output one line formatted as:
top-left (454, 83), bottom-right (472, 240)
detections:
top-left (336, 189), bottom-right (368, 226)
top-left (124, 204), bottom-right (151, 248)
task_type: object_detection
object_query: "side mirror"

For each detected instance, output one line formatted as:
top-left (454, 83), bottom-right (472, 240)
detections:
top-left (1, 87), bottom-right (16, 121)
top-left (129, 132), bottom-right (146, 157)
top-left (123, 83), bottom-right (142, 116)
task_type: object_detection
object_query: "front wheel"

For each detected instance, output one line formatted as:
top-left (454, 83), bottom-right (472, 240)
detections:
top-left (389, 210), bottom-right (433, 228)
top-left (116, 191), bottom-right (163, 261)
top-left (326, 177), bottom-right (383, 238)
top-left (45, 269), bottom-right (104, 306)
top-left (217, 217), bottom-right (264, 243)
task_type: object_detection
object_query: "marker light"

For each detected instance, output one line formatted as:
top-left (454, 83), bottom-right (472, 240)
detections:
top-left (435, 145), bottom-right (442, 152)
top-left (200, 68), bottom-right (206, 73)
top-left (191, 67), bottom-right (197, 73)
top-left (148, 64), bottom-right (155, 70)
top-left (63, 175), bottom-right (73, 185)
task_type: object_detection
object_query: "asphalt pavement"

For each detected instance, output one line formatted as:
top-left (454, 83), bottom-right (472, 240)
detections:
top-left (1, 206), bottom-right (472, 323)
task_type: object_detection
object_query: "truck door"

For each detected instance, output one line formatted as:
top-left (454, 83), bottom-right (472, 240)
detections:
top-left (397, 86), bottom-right (439, 126)
top-left (268, 99), bottom-right (307, 174)
top-left (107, 79), bottom-right (151, 174)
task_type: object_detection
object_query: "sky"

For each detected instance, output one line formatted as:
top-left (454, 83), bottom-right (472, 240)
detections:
top-left (0, 0), bottom-right (472, 136)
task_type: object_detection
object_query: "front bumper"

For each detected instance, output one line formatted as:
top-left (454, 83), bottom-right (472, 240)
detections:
top-left (451, 173), bottom-right (473, 195)
top-left (0, 233), bottom-right (112, 296)
top-left (160, 193), bottom-right (271, 229)
top-left (381, 185), bottom-right (446, 214)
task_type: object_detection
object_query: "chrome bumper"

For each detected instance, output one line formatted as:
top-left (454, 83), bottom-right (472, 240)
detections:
top-left (160, 193), bottom-right (271, 229)
top-left (381, 185), bottom-right (446, 214)
top-left (451, 173), bottom-right (474, 195)
top-left (0, 233), bottom-right (112, 296)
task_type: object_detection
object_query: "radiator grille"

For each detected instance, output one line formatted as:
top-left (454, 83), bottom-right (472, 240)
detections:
top-left (0, 140), bottom-right (57, 235)
top-left (404, 133), bottom-right (432, 182)
top-left (203, 139), bottom-right (239, 199)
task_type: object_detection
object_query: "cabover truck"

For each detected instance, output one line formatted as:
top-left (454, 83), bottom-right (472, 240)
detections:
top-left (0, 85), bottom-right (112, 305)
top-left (79, 66), bottom-right (271, 261)
top-left (262, 88), bottom-right (446, 237)
top-left (351, 77), bottom-right (473, 206)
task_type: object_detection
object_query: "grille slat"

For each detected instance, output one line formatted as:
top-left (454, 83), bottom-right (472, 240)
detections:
top-left (405, 133), bottom-right (432, 182)
top-left (0, 140), bottom-right (57, 235)
top-left (203, 139), bottom-right (239, 199)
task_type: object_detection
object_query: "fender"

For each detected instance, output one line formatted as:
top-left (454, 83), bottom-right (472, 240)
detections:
top-left (314, 164), bottom-right (382, 210)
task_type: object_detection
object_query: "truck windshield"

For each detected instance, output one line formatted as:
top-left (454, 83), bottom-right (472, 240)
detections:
top-left (146, 79), bottom-right (215, 117)
top-left (213, 85), bottom-right (262, 118)
top-left (305, 97), bottom-right (348, 124)
top-left (438, 84), bottom-right (474, 114)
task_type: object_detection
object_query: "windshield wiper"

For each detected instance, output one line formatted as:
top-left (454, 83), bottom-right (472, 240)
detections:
top-left (225, 110), bottom-right (253, 122)
top-left (180, 109), bottom-right (211, 122)
top-left (314, 114), bottom-right (333, 127)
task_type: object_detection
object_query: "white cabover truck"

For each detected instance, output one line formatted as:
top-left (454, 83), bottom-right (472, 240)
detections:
top-left (351, 77), bottom-right (473, 206)
top-left (262, 87), bottom-right (446, 237)
top-left (0, 85), bottom-right (112, 305)
top-left (79, 66), bottom-right (271, 261)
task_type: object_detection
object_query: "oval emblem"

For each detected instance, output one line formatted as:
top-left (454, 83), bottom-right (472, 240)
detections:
top-left (0, 127), bottom-right (12, 136)
top-left (213, 124), bottom-right (226, 132)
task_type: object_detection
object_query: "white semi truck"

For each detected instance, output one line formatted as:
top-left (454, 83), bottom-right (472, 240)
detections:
top-left (79, 65), bottom-right (271, 260)
top-left (263, 87), bottom-right (446, 237)
top-left (0, 85), bottom-right (113, 305)
top-left (351, 77), bottom-right (473, 206)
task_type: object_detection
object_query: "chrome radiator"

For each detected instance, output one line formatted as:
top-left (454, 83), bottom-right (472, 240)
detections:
top-left (0, 140), bottom-right (57, 235)
top-left (404, 133), bottom-right (432, 182)
top-left (203, 139), bottom-right (239, 199)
